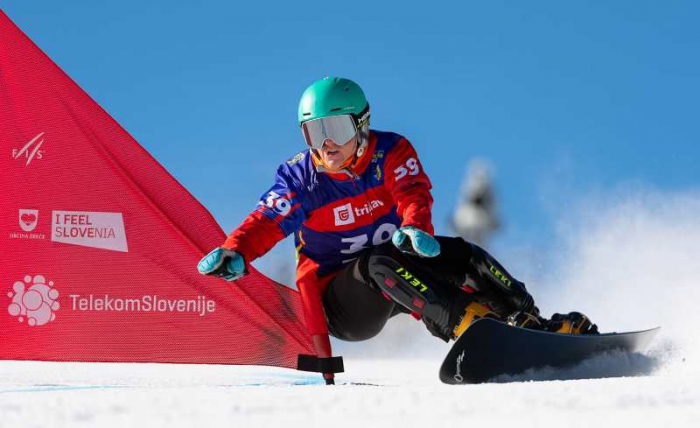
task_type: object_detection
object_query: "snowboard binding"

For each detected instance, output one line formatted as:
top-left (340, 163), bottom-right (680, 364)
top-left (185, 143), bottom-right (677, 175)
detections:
top-left (454, 303), bottom-right (546, 338)
top-left (452, 301), bottom-right (500, 338)
top-left (546, 312), bottom-right (599, 335)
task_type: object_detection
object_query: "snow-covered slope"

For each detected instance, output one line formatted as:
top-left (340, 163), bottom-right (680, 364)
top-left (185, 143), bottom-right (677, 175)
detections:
top-left (0, 358), bottom-right (698, 428)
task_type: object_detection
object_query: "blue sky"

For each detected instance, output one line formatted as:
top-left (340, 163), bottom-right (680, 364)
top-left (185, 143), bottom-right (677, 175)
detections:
top-left (3, 1), bottom-right (699, 275)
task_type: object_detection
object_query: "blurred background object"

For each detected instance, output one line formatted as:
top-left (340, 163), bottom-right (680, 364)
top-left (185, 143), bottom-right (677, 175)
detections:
top-left (451, 159), bottom-right (500, 248)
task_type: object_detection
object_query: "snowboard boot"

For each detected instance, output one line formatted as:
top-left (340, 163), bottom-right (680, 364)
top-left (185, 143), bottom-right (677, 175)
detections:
top-left (546, 312), bottom-right (599, 335)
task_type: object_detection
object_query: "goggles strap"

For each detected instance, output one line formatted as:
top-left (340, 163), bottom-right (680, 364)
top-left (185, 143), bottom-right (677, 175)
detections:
top-left (354, 107), bottom-right (370, 156)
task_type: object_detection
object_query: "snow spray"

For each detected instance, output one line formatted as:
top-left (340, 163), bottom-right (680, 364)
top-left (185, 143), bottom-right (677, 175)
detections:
top-left (536, 188), bottom-right (700, 377)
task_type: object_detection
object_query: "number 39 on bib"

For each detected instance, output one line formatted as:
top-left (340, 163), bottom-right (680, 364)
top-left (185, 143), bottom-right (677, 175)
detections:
top-left (394, 157), bottom-right (420, 181)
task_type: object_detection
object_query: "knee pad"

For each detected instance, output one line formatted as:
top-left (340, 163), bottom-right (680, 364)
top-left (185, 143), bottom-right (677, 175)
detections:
top-left (366, 248), bottom-right (461, 341)
top-left (367, 252), bottom-right (438, 315)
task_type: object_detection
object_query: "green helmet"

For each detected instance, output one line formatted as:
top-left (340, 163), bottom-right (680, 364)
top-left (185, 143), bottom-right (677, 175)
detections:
top-left (298, 77), bottom-right (369, 124)
top-left (298, 77), bottom-right (371, 154)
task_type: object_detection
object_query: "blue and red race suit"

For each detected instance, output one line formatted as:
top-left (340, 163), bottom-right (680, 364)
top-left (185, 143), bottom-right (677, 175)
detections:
top-left (222, 130), bottom-right (434, 359)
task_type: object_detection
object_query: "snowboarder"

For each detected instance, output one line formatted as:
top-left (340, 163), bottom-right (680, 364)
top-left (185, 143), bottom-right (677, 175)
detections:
top-left (197, 77), bottom-right (597, 384)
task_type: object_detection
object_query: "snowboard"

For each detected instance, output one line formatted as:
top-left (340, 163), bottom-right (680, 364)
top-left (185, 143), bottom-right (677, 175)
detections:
top-left (440, 318), bottom-right (660, 384)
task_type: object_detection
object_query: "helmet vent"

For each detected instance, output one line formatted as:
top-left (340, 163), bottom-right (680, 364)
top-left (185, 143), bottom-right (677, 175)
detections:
top-left (330, 107), bottom-right (342, 112)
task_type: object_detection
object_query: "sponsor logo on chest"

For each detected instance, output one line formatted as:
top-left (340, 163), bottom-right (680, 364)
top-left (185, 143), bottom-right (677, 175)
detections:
top-left (333, 199), bottom-right (385, 226)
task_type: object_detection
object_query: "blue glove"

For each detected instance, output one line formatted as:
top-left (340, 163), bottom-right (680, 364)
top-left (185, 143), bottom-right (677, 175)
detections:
top-left (197, 247), bottom-right (246, 282)
top-left (392, 226), bottom-right (440, 258)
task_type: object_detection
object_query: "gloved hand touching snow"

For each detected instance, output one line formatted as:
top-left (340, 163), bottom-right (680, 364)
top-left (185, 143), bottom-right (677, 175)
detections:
top-left (392, 226), bottom-right (440, 258)
top-left (197, 247), bottom-right (246, 282)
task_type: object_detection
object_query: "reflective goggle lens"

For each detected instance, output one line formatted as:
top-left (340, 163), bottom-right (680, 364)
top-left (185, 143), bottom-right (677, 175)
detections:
top-left (301, 115), bottom-right (357, 150)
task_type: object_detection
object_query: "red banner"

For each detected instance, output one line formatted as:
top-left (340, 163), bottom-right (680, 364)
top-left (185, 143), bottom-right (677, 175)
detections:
top-left (0, 10), bottom-right (313, 368)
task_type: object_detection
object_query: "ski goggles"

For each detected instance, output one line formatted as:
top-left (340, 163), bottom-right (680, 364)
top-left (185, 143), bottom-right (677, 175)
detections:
top-left (301, 114), bottom-right (358, 150)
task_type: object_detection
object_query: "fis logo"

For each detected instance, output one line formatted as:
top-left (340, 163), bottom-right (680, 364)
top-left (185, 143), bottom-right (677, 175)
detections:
top-left (12, 132), bottom-right (45, 166)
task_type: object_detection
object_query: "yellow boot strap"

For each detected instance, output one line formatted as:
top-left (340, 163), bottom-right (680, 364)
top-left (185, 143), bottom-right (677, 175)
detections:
top-left (453, 302), bottom-right (496, 338)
